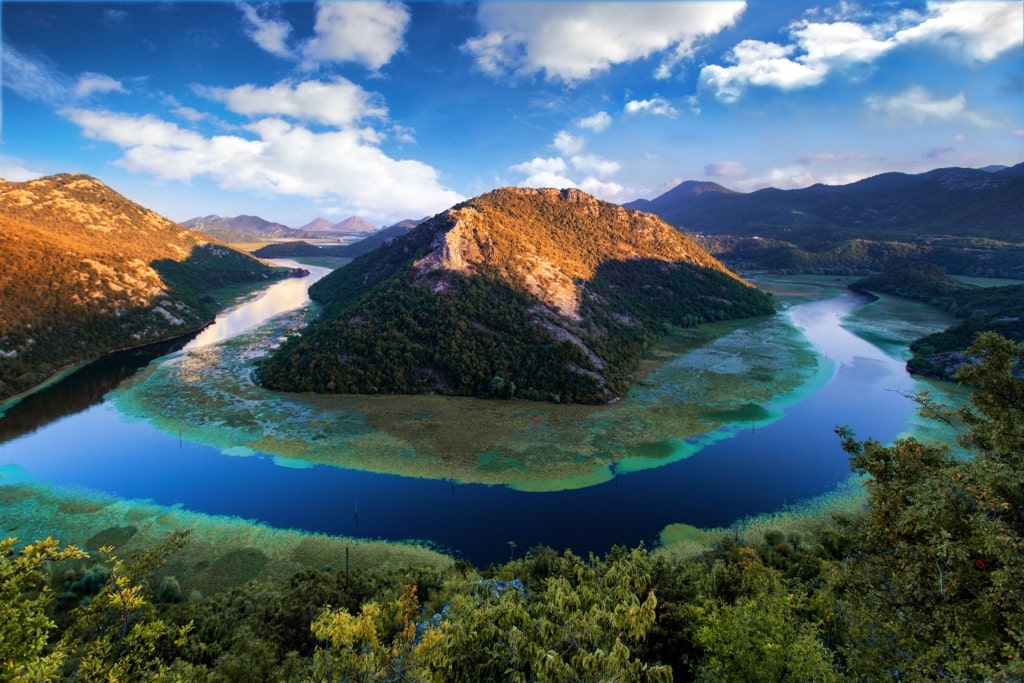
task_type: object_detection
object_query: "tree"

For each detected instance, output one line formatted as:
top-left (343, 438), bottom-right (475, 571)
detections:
top-left (0, 537), bottom-right (86, 682)
top-left (832, 332), bottom-right (1024, 680)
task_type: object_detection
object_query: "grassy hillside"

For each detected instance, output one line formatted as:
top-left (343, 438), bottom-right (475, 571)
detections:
top-left (0, 174), bottom-right (299, 401)
top-left (259, 188), bottom-right (773, 404)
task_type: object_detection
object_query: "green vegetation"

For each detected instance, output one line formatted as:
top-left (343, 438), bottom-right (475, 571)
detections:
top-left (260, 188), bottom-right (774, 404)
top-left (5, 332), bottom-right (1021, 680)
top-left (849, 262), bottom-right (1024, 378)
top-left (0, 174), bottom-right (302, 402)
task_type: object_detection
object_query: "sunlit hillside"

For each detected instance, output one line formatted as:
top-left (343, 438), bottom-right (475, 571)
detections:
top-left (260, 187), bottom-right (774, 403)
top-left (0, 173), bottom-right (294, 400)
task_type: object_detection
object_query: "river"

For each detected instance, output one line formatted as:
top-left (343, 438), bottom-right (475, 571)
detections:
top-left (0, 265), bottom-right (960, 566)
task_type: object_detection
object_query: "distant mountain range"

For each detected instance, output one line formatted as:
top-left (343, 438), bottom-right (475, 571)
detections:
top-left (258, 187), bottom-right (773, 404)
top-left (0, 174), bottom-right (299, 401)
top-left (626, 163), bottom-right (1024, 242)
top-left (626, 163), bottom-right (1024, 276)
top-left (252, 219), bottom-right (424, 260)
top-left (183, 213), bottom-right (379, 243)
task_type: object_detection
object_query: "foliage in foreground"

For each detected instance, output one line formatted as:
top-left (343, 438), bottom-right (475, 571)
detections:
top-left (3, 332), bottom-right (1022, 681)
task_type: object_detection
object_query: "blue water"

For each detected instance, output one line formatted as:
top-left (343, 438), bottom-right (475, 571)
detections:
top-left (0, 288), bottom-right (919, 566)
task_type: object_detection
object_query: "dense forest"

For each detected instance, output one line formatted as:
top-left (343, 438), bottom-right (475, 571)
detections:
top-left (849, 263), bottom-right (1024, 378)
top-left (259, 188), bottom-right (773, 404)
top-left (4, 333), bottom-right (1022, 681)
top-left (0, 174), bottom-right (302, 401)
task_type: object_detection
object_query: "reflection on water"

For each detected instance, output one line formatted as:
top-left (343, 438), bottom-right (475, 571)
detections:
top-left (0, 274), bottom-right (969, 566)
top-left (184, 262), bottom-right (330, 351)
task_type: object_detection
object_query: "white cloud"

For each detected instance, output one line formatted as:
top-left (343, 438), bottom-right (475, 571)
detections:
top-left (866, 85), bottom-right (990, 126)
top-left (1012, 129), bottom-right (1024, 138)
top-left (239, 3), bottom-right (293, 58)
top-left (198, 79), bottom-right (387, 128)
top-left (704, 161), bottom-right (747, 178)
top-left (552, 130), bottom-right (584, 155)
top-left (571, 154), bottom-right (620, 179)
top-left (577, 111), bottom-right (611, 133)
top-left (75, 73), bottom-right (126, 98)
top-left (1, 44), bottom-right (69, 104)
top-left (624, 98), bottom-right (679, 118)
top-left (797, 152), bottom-right (885, 165)
top-left (0, 155), bottom-right (43, 181)
top-left (579, 177), bottom-right (625, 200)
top-left (301, 1), bottom-right (410, 70)
top-left (62, 107), bottom-right (462, 222)
top-left (700, 1), bottom-right (1023, 102)
top-left (894, 1), bottom-right (1023, 65)
top-left (510, 156), bottom-right (568, 177)
top-left (464, 2), bottom-right (745, 83)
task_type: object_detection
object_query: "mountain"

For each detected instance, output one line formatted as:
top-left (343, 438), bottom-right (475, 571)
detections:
top-left (0, 173), bottom-right (298, 401)
top-left (258, 187), bottom-right (773, 404)
top-left (181, 214), bottom-right (296, 243)
top-left (630, 162), bottom-right (1024, 245)
top-left (298, 216), bottom-right (377, 234)
top-left (298, 217), bottom-right (336, 232)
top-left (252, 218), bottom-right (424, 260)
top-left (630, 163), bottom-right (1024, 276)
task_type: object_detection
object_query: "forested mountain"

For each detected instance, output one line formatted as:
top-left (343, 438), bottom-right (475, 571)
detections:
top-left (849, 263), bottom-right (1024, 378)
top-left (180, 214), bottom-right (296, 243)
top-left (628, 163), bottom-right (1024, 276)
top-left (0, 174), bottom-right (297, 400)
top-left (259, 187), bottom-right (773, 404)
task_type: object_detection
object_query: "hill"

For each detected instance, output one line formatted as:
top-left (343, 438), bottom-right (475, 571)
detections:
top-left (848, 263), bottom-right (1024, 378)
top-left (258, 187), bottom-right (774, 404)
top-left (252, 219), bottom-right (423, 260)
top-left (298, 215), bottom-right (377, 234)
top-left (180, 214), bottom-right (296, 243)
top-left (0, 174), bottom-right (300, 400)
top-left (630, 163), bottom-right (1024, 277)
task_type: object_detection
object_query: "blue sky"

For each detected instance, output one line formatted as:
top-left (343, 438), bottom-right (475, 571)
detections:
top-left (2, 1), bottom-right (1022, 228)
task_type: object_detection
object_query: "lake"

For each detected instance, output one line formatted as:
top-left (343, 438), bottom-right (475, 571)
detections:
top-left (0, 265), bottom-right (962, 566)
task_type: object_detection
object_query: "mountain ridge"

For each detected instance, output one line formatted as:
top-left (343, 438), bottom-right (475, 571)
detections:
top-left (0, 173), bottom-right (297, 401)
top-left (259, 187), bottom-right (773, 404)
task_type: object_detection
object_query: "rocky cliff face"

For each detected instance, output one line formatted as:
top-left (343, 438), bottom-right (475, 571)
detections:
top-left (260, 187), bottom-right (774, 404)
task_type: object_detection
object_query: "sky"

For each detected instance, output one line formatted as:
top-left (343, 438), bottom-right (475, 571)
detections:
top-left (1, 1), bottom-right (1022, 228)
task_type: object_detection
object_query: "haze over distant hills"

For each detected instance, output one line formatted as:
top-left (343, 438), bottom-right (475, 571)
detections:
top-left (183, 213), bottom-right (379, 244)
top-left (259, 187), bottom-right (773, 404)
top-left (0, 174), bottom-right (297, 400)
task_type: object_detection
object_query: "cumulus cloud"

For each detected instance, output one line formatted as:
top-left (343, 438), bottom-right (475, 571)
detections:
top-left (464, 2), bottom-right (745, 83)
top-left (571, 154), bottom-right (620, 179)
top-left (62, 107), bottom-right (462, 222)
top-left (624, 98), bottom-right (679, 118)
top-left (301, 1), bottom-right (410, 70)
top-left (552, 130), bottom-right (585, 155)
top-left (894, 1), bottom-right (1023, 65)
top-left (700, 1), bottom-right (1023, 101)
top-left (239, 3), bottom-right (293, 58)
top-left (577, 111), bottom-right (611, 133)
top-left (510, 156), bottom-right (568, 177)
top-left (75, 73), bottom-right (126, 98)
top-left (704, 161), bottom-right (747, 178)
top-left (197, 79), bottom-right (387, 128)
top-left (866, 85), bottom-right (990, 126)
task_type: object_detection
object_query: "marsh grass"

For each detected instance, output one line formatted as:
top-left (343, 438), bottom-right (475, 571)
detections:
top-left (0, 483), bottom-right (453, 596)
